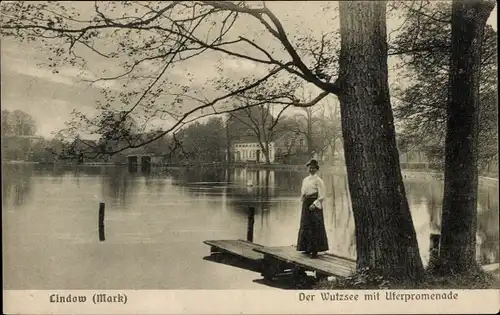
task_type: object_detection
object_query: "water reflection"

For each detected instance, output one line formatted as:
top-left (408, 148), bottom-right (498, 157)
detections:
top-left (477, 186), bottom-right (499, 265)
top-left (100, 166), bottom-right (140, 209)
top-left (167, 166), bottom-right (227, 185)
top-left (2, 164), bottom-right (498, 289)
top-left (230, 169), bottom-right (272, 203)
top-left (319, 173), bottom-right (355, 256)
top-left (2, 164), bottom-right (34, 209)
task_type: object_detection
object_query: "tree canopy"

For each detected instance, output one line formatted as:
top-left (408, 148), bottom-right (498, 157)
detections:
top-left (1, 1), bottom-right (340, 158)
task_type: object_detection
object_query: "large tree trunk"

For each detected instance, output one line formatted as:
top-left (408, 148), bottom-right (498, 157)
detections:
top-left (337, 1), bottom-right (424, 282)
top-left (439, 0), bottom-right (495, 273)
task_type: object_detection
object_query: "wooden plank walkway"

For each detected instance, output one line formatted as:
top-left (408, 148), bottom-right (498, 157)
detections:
top-left (203, 239), bottom-right (356, 281)
top-left (254, 246), bottom-right (356, 279)
top-left (203, 239), bottom-right (265, 261)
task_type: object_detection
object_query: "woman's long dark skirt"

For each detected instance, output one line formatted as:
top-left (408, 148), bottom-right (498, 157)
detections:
top-left (296, 193), bottom-right (329, 253)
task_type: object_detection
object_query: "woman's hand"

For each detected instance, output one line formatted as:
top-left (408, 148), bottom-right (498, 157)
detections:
top-left (309, 204), bottom-right (317, 211)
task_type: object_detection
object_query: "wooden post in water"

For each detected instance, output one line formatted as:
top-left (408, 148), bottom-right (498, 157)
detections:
top-left (429, 233), bottom-right (440, 266)
top-left (247, 206), bottom-right (255, 242)
top-left (99, 202), bottom-right (105, 241)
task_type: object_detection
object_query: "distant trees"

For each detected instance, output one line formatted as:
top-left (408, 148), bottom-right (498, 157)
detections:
top-left (1, 109), bottom-right (36, 136)
top-left (0, 104), bottom-right (337, 165)
top-left (31, 138), bottom-right (66, 163)
top-left (313, 98), bottom-right (342, 162)
top-left (174, 117), bottom-right (226, 164)
top-left (0, 109), bottom-right (99, 163)
top-left (288, 88), bottom-right (324, 156)
top-left (1, 109), bottom-right (39, 161)
top-left (290, 105), bottom-right (322, 157)
top-left (164, 101), bottom-right (342, 165)
top-left (288, 97), bottom-right (342, 162)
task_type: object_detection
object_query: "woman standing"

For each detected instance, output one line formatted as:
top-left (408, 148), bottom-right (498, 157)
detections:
top-left (296, 159), bottom-right (329, 258)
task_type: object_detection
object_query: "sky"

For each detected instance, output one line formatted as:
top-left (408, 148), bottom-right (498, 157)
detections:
top-left (1, 1), bottom-right (497, 139)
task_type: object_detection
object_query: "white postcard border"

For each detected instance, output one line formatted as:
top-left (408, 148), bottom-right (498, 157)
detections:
top-left (3, 289), bottom-right (500, 314)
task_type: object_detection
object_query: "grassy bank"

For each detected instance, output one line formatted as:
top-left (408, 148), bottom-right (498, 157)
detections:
top-left (315, 266), bottom-right (500, 290)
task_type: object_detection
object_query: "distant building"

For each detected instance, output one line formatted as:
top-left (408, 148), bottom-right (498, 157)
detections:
top-left (232, 131), bottom-right (307, 164)
top-left (233, 138), bottom-right (276, 163)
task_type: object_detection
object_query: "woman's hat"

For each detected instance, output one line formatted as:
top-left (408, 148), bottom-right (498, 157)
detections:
top-left (306, 159), bottom-right (319, 168)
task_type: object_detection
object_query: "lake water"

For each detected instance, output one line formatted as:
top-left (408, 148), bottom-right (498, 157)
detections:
top-left (2, 164), bottom-right (498, 289)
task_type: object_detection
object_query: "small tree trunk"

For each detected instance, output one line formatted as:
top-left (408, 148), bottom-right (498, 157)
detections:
top-left (225, 119), bottom-right (232, 165)
top-left (260, 142), bottom-right (271, 164)
top-left (307, 114), bottom-right (314, 156)
top-left (337, 0), bottom-right (424, 282)
top-left (439, 0), bottom-right (495, 273)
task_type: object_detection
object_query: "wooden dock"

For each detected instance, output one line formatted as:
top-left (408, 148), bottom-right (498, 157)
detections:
top-left (204, 225), bottom-right (498, 288)
top-left (203, 239), bottom-right (356, 282)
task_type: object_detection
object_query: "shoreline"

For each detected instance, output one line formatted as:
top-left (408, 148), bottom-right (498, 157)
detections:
top-left (3, 160), bottom-right (498, 185)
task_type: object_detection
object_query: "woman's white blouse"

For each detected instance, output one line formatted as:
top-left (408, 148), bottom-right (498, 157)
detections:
top-left (301, 174), bottom-right (326, 209)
